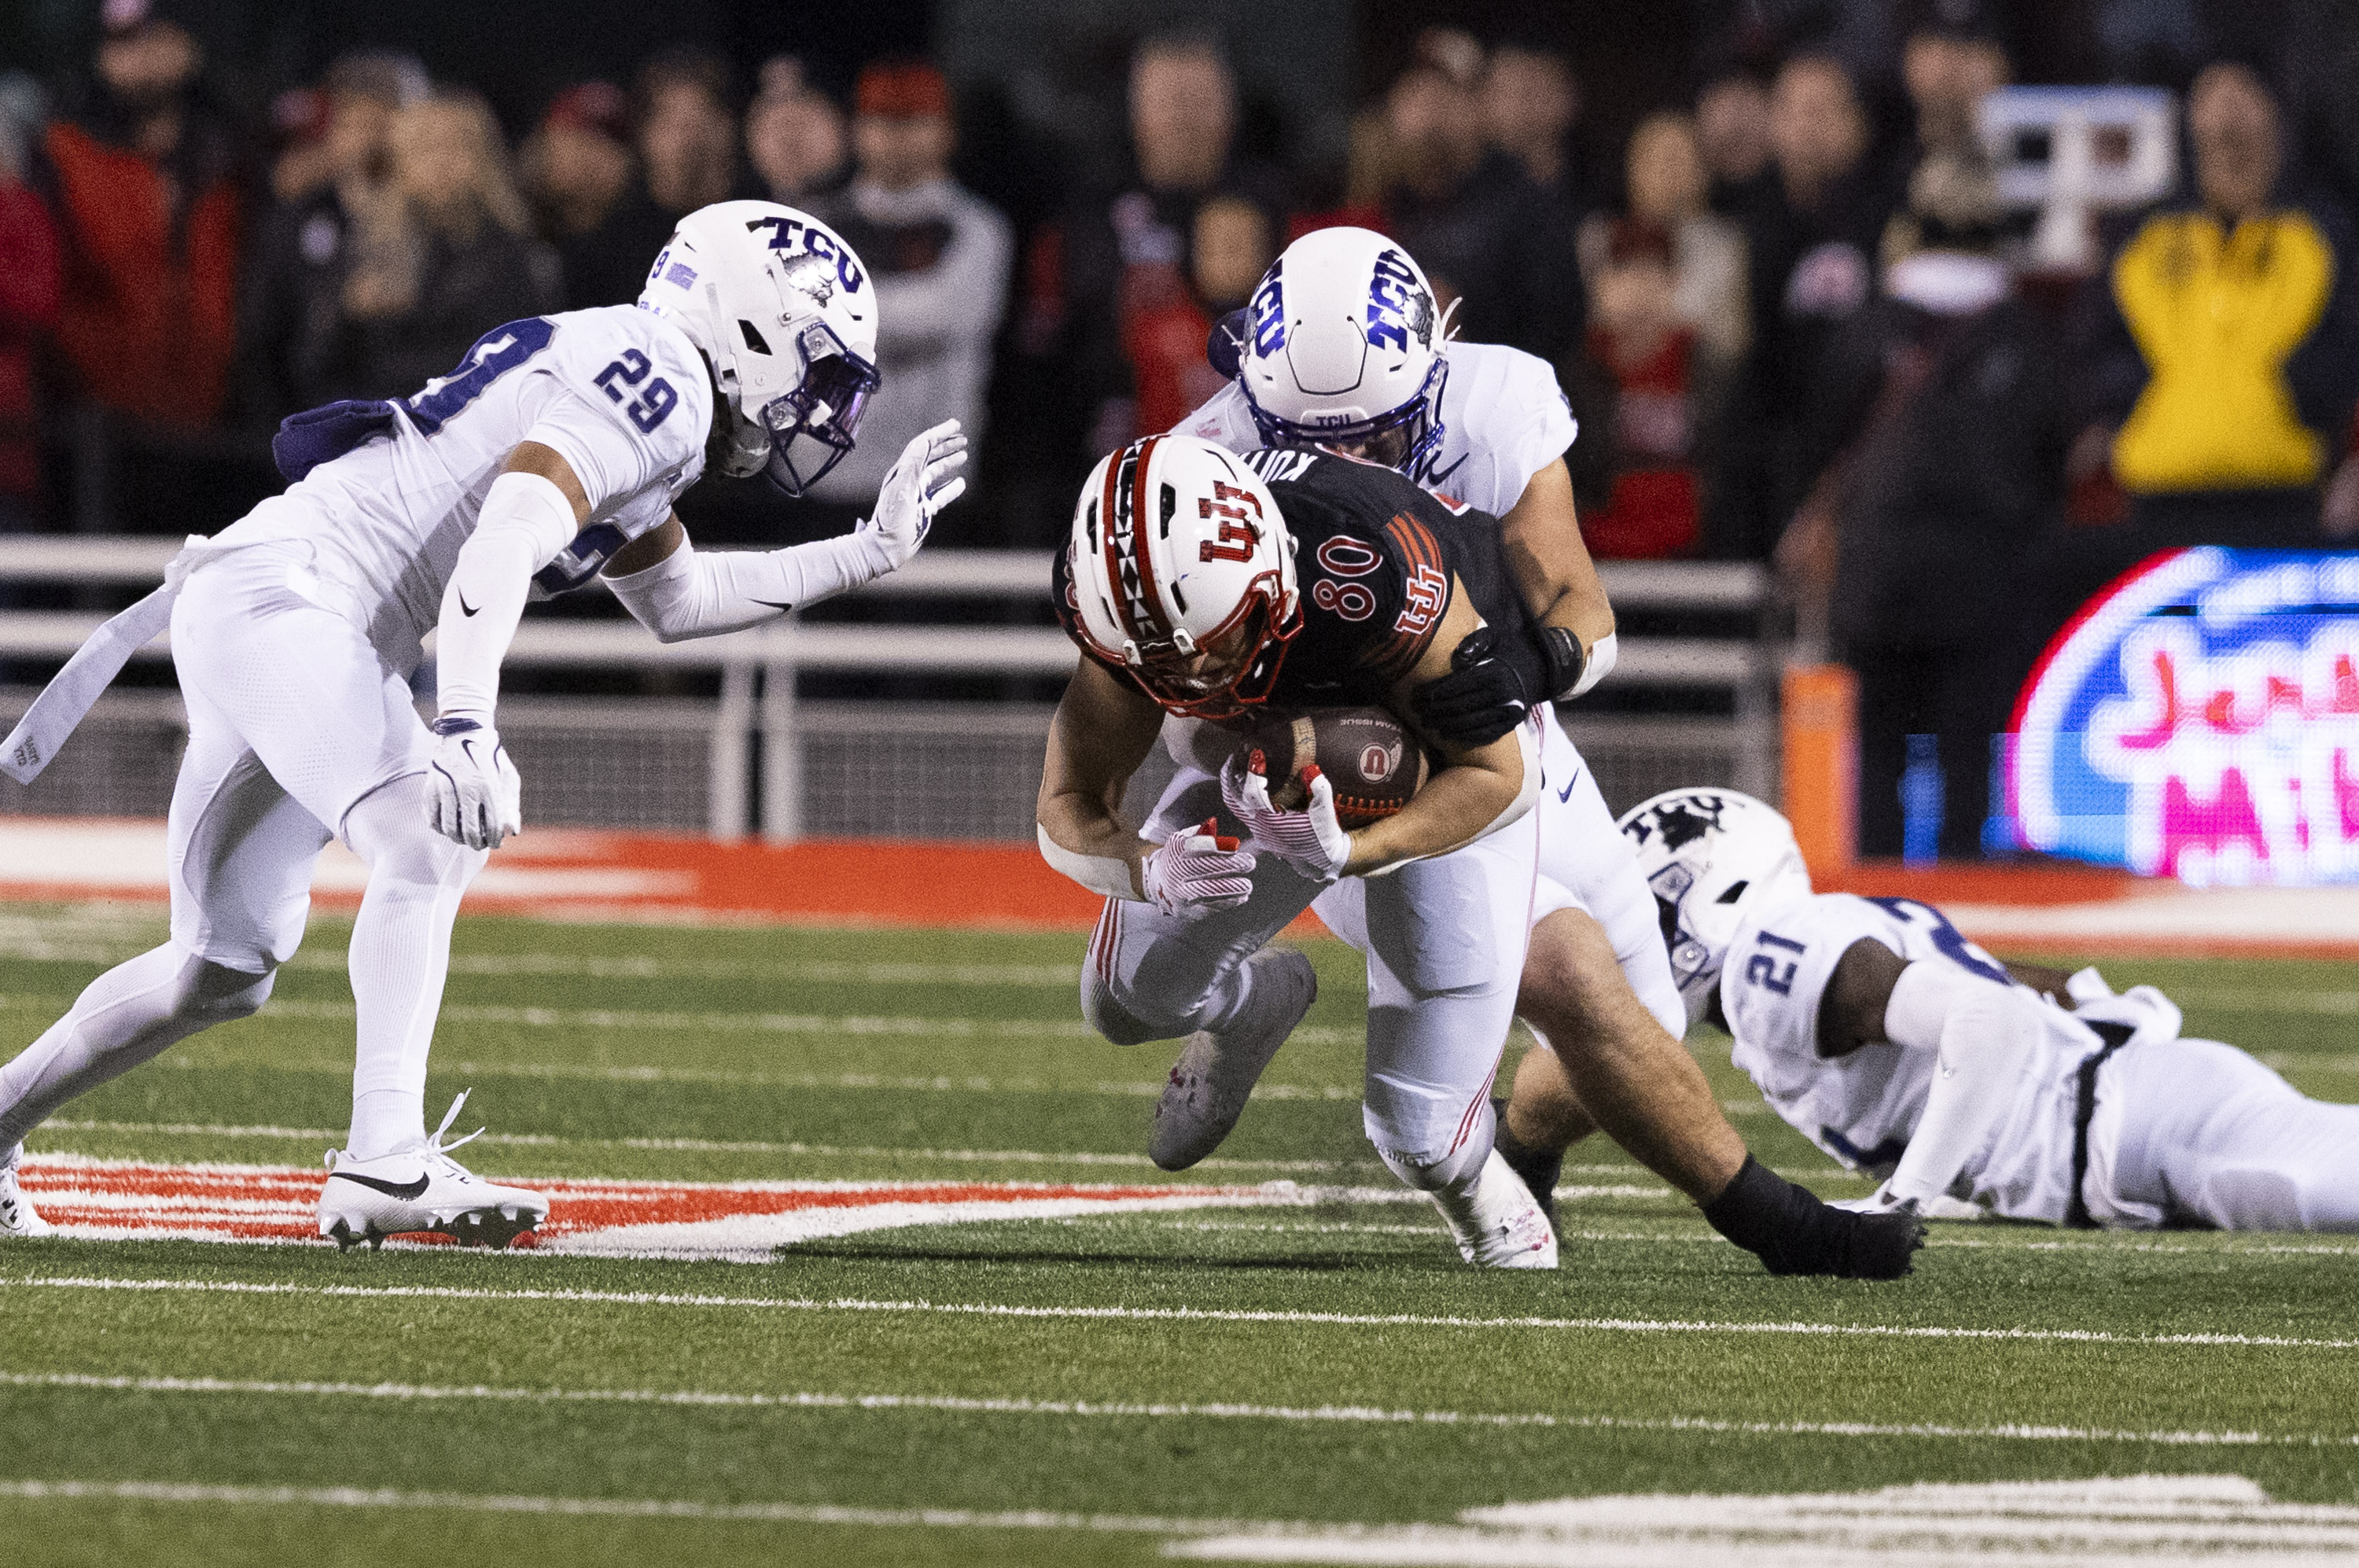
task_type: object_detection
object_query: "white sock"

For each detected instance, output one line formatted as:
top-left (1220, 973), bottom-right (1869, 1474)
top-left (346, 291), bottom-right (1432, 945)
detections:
top-left (342, 775), bottom-right (484, 1161)
top-left (0, 942), bottom-right (274, 1150)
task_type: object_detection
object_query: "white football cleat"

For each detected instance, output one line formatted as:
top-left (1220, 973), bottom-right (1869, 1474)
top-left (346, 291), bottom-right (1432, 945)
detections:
top-left (0, 1161), bottom-right (54, 1239)
top-left (318, 1091), bottom-right (548, 1251)
top-left (1433, 1150), bottom-right (1559, 1268)
top-left (1150, 948), bottom-right (1318, 1172)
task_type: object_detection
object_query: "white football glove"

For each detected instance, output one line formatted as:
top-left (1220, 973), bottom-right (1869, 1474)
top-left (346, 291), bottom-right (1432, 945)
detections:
top-left (1220, 750), bottom-right (1353, 883)
top-left (425, 715), bottom-right (522, 850)
top-left (859, 418), bottom-right (968, 573)
top-left (1139, 819), bottom-right (1257, 917)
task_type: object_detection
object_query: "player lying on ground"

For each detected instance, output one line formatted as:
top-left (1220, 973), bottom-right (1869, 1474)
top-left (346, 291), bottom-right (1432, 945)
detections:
top-left (1159, 226), bottom-right (1916, 1277)
top-left (0, 200), bottom-right (966, 1248)
top-left (1500, 787), bottom-right (2359, 1231)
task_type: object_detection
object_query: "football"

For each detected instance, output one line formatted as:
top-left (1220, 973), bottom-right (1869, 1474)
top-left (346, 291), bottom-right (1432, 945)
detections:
top-left (1243, 706), bottom-right (1429, 829)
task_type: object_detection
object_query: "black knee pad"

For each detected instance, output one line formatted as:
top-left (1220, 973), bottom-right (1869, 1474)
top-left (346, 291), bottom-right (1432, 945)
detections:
top-left (1079, 972), bottom-right (1164, 1047)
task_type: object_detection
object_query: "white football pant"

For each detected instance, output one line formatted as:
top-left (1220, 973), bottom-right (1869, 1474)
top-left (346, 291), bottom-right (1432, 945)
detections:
top-left (0, 542), bottom-right (483, 1164)
top-left (1087, 760), bottom-right (1538, 1189)
top-left (2096, 1036), bottom-right (2359, 1231)
top-left (1316, 705), bottom-right (1687, 1043)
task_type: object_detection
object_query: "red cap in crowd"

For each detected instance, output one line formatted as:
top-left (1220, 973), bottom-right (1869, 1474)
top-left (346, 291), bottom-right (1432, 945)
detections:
top-left (544, 80), bottom-right (631, 143)
top-left (856, 61), bottom-right (950, 120)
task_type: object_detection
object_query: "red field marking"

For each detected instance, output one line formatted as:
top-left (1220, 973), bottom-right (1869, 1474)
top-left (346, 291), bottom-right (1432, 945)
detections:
top-left (1826, 860), bottom-right (2142, 907)
top-left (13, 1157), bottom-right (1261, 1250)
top-left (0, 817), bottom-right (1332, 933)
top-left (14, 815), bottom-right (2359, 955)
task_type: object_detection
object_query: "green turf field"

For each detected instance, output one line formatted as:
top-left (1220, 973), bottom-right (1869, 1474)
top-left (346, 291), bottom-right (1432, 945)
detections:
top-left (1, 900), bottom-right (2357, 1565)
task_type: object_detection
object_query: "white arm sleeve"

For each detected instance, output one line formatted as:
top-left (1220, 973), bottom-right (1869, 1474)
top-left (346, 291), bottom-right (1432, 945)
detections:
top-left (434, 471), bottom-right (580, 718)
top-left (1036, 823), bottom-right (1139, 900)
top-left (1881, 960), bottom-right (2042, 1206)
top-left (1570, 631), bottom-right (1617, 698)
top-left (604, 532), bottom-right (896, 645)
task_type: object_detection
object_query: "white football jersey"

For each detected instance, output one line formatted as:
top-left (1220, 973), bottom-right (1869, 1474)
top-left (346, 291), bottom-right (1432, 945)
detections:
top-left (217, 304), bottom-right (712, 667)
top-left (1720, 893), bottom-right (2104, 1224)
top-left (1177, 339), bottom-right (1576, 519)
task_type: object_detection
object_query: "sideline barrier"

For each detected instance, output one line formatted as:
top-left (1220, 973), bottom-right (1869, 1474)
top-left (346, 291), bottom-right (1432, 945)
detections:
top-left (1781, 664), bottom-right (1858, 882)
top-left (0, 539), bottom-right (1783, 839)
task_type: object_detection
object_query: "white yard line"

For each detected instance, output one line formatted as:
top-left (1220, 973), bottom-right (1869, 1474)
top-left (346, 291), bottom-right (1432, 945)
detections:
top-left (4, 1369), bottom-right (2354, 1451)
top-left (0, 1477), bottom-right (1266, 1534)
top-left (6, 1275), bottom-right (2356, 1351)
top-left (0, 990), bottom-right (1368, 1075)
top-left (0, 915), bottom-right (1371, 995)
top-left (31, 1121), bottom-right (1360, 1174)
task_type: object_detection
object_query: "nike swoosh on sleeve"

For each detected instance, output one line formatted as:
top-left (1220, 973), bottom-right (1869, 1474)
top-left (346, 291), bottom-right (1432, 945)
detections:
top-left (1557, 769), bottom-right (1580, 803)
top-left (749, 599), bottom-right (794, 612)
top-left (458, 594), bottom-right (481, 617)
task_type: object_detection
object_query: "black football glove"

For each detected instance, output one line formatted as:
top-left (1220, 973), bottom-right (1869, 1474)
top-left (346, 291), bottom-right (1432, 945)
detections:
top-left (1411, 627), bottom-right (1533, 747)
top-left (1536, 625), bottom-right (1587, 702)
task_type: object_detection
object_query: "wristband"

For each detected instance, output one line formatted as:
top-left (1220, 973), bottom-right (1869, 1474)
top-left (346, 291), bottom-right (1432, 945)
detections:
top-left (1540, 628), bottom-right (1617, 701)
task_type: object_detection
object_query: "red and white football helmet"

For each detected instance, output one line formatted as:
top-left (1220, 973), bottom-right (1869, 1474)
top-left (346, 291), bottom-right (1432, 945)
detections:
top-left (1065, 435), bottom-right (1300, 720)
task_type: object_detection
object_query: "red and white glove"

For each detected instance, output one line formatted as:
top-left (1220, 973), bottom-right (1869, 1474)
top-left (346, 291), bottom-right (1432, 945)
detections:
top-left (1139, 819), bottom-right (1256, 916)
top-left (1220, 750), bottom-right (1353, 883)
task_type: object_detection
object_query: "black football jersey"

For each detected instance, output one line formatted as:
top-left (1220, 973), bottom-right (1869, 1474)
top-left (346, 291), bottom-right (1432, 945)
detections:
top-left (1051, 448), bottom-right (1544, 715)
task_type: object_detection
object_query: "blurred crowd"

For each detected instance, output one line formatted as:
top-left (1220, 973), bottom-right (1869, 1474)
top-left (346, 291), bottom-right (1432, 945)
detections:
top-left (9, 1), bottom-right (2359, 851)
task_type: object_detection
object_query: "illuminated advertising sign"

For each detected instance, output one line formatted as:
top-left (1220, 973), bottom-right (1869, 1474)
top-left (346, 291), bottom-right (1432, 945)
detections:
top-left (2009, 548), bottom-right (2359, 885)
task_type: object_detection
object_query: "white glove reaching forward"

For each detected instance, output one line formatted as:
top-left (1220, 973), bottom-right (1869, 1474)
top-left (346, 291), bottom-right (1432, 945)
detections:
top-left (425, 716), bottom-right (522, 850)
top-left (1139, 819), bottom-right (1257, 916)
top-left (1220, 750), bottom-right (1353, 883)
top-left (859, 419), bottom-right (968, 574)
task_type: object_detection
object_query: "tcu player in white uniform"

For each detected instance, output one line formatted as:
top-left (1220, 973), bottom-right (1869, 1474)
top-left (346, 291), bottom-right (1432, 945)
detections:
top-left (1600, 789), bottom-right (2359, 1231)
top-left (1156, 229), bottom-right (1914, 1277)
top-left (0, 201), bottom-right (966, 1246)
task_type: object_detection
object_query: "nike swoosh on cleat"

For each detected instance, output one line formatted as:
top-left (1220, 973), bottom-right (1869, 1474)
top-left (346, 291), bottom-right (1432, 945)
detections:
top-left (458, 594), bottom-right (481, 617)
top-left (327, 1170), bottom-right (432, 1200)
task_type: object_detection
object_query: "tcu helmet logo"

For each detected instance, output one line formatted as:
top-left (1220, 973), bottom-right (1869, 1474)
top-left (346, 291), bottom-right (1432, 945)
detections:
top-left (744, 215), bottom-right (867, 294)
top-left (777, 252), bottom-right (836, 305)
top-left (1198, 480), bottom-right (1263, 563)
top-left (1360, 741), bottom-right (1401, 782)
top-left (1367, 248), bottom-right (1434, 353)
top-left (1625, 793), bottom-right (1728, 851)
top-left (1249, 262), bottom-right (1286, 357)
top-left (1393, 564), bottom-right (1446, 637)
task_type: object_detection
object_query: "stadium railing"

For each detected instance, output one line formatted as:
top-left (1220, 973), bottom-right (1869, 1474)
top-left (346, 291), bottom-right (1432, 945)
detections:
top-left (0, 539), bottom-right (1782, 839)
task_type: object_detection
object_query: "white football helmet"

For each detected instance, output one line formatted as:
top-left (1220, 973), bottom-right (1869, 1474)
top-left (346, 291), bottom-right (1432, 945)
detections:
top-left (1065, 435), bottom-right (1299, 720)
top-left (1235, 226), bottom-right (1453, 481)
top-left (636, 200), bottom-right (880, 494)
top-left (1617, 789), bottom-right (1815, 1028)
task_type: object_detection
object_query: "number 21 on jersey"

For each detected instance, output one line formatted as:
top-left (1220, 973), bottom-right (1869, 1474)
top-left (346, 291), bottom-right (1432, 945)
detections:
top-left (1743, 929), bottom-right (1805, 996)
